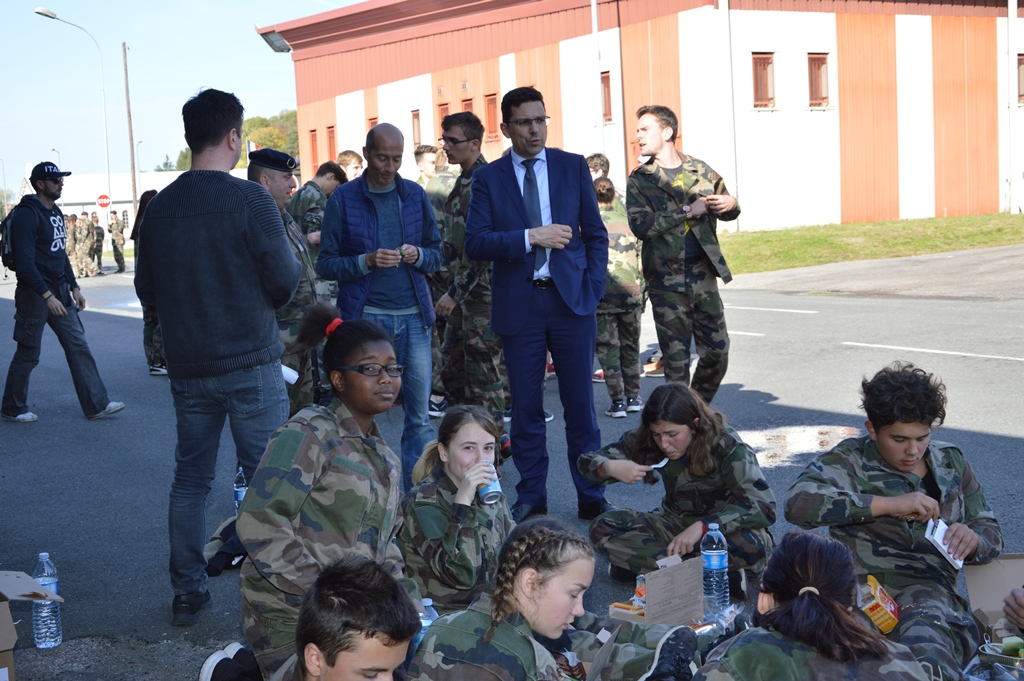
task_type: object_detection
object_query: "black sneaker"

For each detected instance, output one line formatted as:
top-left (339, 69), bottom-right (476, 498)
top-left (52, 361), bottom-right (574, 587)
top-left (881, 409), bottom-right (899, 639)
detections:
top-left (607, 563), bottom-right (638, 583)
top-left (626, 396), bottom-right (644, 413)
top-left (605, 401), bottom-right (627, 418)
top-left (543, 409), bottom-right (554, 423)
top-left (639, 626), bottom-right (697, 681)
top-left (499, 433), bottom-right (512, 462)
top-left (149, 363), bottom-right (168, 376)
top-left (428, 396), bottom-right (449, 418)
top-left (222, 642), bottom-right (260, 679)
top-left (171, 590), bottom-right (211, 627)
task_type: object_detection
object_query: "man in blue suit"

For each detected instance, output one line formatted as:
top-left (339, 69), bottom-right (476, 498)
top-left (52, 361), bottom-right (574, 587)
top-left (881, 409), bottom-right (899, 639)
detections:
top-left (465, 87), bottom-right (612, 523)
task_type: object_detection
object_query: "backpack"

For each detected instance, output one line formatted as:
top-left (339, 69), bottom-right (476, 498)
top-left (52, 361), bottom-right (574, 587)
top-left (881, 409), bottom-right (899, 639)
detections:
top-left (1, 197), bottom-right (44, 273)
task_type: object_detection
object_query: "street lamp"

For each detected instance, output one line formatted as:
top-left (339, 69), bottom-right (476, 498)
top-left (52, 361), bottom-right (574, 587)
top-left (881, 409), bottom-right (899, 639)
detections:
top-left (35, 7), bottom-right (111, 226)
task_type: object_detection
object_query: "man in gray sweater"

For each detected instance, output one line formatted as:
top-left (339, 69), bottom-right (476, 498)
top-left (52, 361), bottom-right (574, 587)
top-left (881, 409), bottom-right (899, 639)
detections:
top-left (135, 88), bottom-right (300, 627)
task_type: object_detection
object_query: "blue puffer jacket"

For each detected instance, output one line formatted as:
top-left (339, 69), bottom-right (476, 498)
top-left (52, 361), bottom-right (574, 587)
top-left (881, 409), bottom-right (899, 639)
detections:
top-left (317, 174), bottom-right (442, 326)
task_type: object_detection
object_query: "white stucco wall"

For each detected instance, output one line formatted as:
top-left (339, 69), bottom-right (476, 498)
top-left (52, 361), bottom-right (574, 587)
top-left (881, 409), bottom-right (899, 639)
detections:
top-left (334, 91), bottom-right (366, 158)
top-left (376, 74), bottom-right (434, 175)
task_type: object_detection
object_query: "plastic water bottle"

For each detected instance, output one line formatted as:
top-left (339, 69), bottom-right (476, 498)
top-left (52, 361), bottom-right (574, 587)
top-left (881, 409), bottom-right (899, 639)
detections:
top-left (31, 552), bottom-right (62, 649)
top-left (701, 523), bottom-right (729, 617)
top-left (233, 467), bottom-right (247, 514)
top-left (407, 598), bottom-right (440, 663)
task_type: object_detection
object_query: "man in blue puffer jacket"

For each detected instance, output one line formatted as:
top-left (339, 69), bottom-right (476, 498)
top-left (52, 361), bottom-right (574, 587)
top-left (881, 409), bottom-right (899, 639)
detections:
top-left (318, 122), bottom-right (442, 491)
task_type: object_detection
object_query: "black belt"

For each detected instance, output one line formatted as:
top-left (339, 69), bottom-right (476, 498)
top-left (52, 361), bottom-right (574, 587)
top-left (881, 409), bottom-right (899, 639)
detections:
top-left (532, 278), bottom-right (555, 289)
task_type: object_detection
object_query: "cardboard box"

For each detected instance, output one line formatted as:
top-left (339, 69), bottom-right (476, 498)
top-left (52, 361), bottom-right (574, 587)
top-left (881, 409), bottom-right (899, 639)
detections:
top-left (608, 555), bottom-right (705, 626)
top-left (965, 553), bottom-right (1024, 645)
top-left (0, 572), bottom-right (63, 681)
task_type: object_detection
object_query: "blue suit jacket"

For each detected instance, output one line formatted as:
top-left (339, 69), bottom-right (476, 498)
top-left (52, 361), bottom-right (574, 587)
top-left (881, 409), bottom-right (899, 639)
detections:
top-left (465, 148), bottom-right (608, 336)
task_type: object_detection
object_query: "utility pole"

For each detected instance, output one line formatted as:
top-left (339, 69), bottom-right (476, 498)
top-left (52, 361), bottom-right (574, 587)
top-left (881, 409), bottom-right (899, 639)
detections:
top-left (123, 42), bottom-right (138, 214)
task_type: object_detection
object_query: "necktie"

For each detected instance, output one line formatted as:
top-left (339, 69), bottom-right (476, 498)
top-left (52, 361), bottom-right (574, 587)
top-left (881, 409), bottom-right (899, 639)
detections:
top-left (522, 158), bottom-right (546, 271)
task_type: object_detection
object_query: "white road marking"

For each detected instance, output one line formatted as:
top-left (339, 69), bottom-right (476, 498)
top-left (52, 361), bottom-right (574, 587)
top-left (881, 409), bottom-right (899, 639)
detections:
top-left (730, 331), bottom-right (765, 336)
top-left (843, 342), bottom-right (1024, 363)
top-left (725, 305), bottom-right (818, 314)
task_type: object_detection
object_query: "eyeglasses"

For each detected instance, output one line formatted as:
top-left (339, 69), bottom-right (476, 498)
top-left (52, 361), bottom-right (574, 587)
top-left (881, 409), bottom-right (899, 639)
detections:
top-left (338, 363), bottom-right (405, 377)
top-left (508, 116), bottom-right (550, 129)
top-left (438, 136), bottom-right (471, 147)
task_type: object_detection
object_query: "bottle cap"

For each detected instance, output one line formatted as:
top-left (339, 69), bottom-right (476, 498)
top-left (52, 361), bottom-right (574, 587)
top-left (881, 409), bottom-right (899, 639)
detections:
top-left (39, 552), bottom-right (49, 559)
top-left (423, 598), bottom-right (432, 606)
top-left (708, 523), bottom-right (719, 530)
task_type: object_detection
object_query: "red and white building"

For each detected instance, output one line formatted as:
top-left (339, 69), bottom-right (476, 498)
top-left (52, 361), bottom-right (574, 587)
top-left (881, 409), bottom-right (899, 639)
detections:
top-left (259, 0), bottom-right (1022, 230)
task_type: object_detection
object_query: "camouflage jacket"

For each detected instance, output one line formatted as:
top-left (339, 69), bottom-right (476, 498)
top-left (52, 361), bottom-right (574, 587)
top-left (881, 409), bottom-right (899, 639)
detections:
top-left (626, 155), bottom-right (738, 289)
top-left (424, 168), bottom-right (459, 293)
top-left (409, 592), bottom-right (682, 681)
top-left (597, 204), bottom-right (643, 314)
top-left (274, 211), bottom-right (318, 325)
top-left (442, 155), bottom-right (493, 308)
top-left (286, 181), bottom-right (328, 267)
top-left (109, 217), bottom-right (125, 236)
top-left (784, 435), bottom-right (1002, 595)
top-left (237, 398), bottom-right (417, 628)
top-left (692, 627), bottom-right (929, 681)
top-left (398, 465), bottom-right (514, 616)
top-left (578, 424), bottom-right (776, 534)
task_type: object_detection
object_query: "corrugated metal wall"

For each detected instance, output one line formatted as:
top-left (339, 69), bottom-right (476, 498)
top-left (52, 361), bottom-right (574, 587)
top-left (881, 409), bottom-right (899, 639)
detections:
top-left (932, 16), bottom-right (999, 216)
top-left (297, 98), bottom-right (338, 172)
top-left (837, 13), bottom-right (900, 223)
top-left (431, 58), bottom-right (504, 161)
top-left (619, 15), bottom-right (682, 172)
top-left (515, 45), bottom-right (565, 149)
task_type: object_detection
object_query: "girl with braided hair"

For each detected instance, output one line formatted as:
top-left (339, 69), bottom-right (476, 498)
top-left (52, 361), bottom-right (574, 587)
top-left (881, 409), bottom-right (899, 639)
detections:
top-left (692, 531), bottom-right (929, 680)
top-left (408, 517), bottom-right (701, 681)
top-left (578, 382), bottom-right (775, 597)
top-left (236, 303), bottom-right (421, 679)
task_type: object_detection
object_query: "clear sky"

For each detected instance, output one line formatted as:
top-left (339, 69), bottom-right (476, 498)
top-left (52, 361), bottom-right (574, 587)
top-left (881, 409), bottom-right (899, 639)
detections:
top-left (0, 0), bottom-right (357, 196)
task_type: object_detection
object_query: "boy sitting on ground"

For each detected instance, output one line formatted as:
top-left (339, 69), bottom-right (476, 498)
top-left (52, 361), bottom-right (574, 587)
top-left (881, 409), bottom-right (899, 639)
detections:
top-left (784, 362), bottom-right (1002, 681)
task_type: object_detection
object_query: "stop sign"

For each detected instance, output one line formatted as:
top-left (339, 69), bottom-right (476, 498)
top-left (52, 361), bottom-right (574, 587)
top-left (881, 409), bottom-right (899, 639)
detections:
top-left (97, 195), bottom-right (111, 208)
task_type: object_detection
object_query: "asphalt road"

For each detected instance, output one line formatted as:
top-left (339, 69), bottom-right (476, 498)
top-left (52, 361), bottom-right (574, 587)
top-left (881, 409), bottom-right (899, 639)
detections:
top-left (2, 244), bottom-right (1023, 680)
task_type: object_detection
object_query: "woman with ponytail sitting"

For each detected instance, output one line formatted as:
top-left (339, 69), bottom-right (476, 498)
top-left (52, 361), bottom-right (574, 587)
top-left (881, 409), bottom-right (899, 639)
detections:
top-left (692, 531), bottom-right (929, 681)
top-left (398, 406), bottom-right (515, 615)
top-left (409, 517), bottom-right (701, 681)
top-left (237, 303), bottom-right (420, 680)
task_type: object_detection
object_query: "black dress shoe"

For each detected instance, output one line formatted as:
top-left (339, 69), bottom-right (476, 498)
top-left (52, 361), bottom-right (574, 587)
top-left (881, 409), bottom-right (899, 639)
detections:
top-left (510, 503), bottom-right (548, 523)
top-left (577, 499), bottom-right (616, 521)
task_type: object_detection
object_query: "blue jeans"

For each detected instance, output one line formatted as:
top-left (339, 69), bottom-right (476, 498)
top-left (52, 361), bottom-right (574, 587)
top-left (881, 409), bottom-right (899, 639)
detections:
top-left (168, 361), bottom-right (288, 595)
top-left (2, 281), bottom-right (110, 418)
top-left (362, 312), bottom-right (433, 491)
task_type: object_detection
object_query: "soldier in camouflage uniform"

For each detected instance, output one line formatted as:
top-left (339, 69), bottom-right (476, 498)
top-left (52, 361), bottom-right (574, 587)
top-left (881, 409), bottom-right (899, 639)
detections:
top-left (249, 149), bottom-right (319, 416)
top-left (237, 308), bottom-right (420, 679)
top-left (579, 383), bottom-right (775, 584)
top-left (76, 211), bottom-right (99, 277)
top-left (627, 105), bottom-right (738, 404)
top-left (399, 406), bottom-right (514, 615)
top-left (434, 113), bottom-right (508, 423)
top-left (409, 517), bottom-right (703, 681)
top-left (586, 152), bottom-right (627, 214)
top-left (91, 212), bottom-right (103, 270)
top-left (693, 532), bottom-right (929, 681)
top-left (286, 160), bottom-right (345, 304)
top-left (784, 363), bottom-right (1002, 681)
top-left (594, 177), bottom-right (644, 418)
top-left (64, 214), bottom-right (78, 273)
top-left (108, 210), bottom-right (126, 273)
top-left (414, 144), bottom-right (438, 187)
top-left (424, 148), bottom-right (461, 413)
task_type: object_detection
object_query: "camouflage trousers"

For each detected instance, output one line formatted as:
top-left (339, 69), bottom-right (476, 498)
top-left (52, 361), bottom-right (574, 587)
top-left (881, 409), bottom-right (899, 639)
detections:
top-left (280, 322), bottom-right (316, 417)
top-left (142, 303), bottom-right (164, 366)
top-left (882, 583), bottom-right (979, 681)
top-left (595, 307), bottom-right (642, 401)
top-left (441, 302), bottom-right (508, 421)
top-left (589, 507), bottom-right (772, 575)
top-left (241, 596), bottom-right (296, 680)
top-left (74, 243), bottom-right (99, 277)
top-left (648, 260), bottom-right (729, 404)
top-left (431, 311), bottom-right (451, 397)
top-left (112, 234), bottom-right (125, 271)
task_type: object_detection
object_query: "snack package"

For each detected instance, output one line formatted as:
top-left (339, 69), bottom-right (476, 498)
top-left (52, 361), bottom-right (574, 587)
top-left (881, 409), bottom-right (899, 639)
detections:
top-left (859, 575), bottom-right (900, 633)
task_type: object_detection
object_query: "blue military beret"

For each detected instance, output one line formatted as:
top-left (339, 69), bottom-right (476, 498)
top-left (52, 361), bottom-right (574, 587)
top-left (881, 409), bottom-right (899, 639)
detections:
top-left (248, 148), bottom-right (297, 172)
